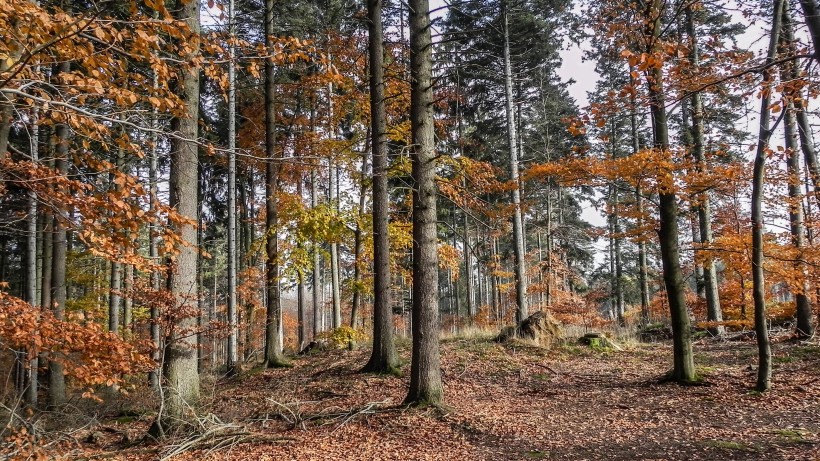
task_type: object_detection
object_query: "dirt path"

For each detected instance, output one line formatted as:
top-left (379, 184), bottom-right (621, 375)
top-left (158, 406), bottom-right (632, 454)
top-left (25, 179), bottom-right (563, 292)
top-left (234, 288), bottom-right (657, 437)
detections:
top-left (64, 338), bottom-right (820, 460)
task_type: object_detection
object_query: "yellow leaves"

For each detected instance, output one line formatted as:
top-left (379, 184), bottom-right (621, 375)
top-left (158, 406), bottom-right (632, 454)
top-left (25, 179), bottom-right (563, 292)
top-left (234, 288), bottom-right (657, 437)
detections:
top-left (438, 244), bottom-right (462, 279)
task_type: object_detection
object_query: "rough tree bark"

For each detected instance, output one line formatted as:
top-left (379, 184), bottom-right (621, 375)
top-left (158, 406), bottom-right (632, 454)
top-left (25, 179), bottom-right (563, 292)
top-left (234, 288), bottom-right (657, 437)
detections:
top-left (363, 0), bottom-right (399, 373)
top-left (156, 0), bottom-right (202, 430)
top-left (405, 0), bottom-right (443, 406)
top-left (502, 0), bottom-right (528, 324)
top-left (264, 0), bottom-right (286, 367)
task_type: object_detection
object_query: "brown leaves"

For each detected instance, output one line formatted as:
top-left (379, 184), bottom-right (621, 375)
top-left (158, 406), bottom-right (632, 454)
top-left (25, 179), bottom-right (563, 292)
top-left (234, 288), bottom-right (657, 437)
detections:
top-left (0, 290), bottom-right (154, 391)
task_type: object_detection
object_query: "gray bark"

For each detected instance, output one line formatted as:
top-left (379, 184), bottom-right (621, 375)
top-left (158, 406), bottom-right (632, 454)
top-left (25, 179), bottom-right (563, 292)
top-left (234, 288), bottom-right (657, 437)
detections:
top-left (25, 107), bottom-right (39, 406)
top-left (49, 74), bottom-right (69, 408)
top-left (784, 8), bottom-right (816, 338)
top-left (751, 0), bottom-right (784, 392)
top-left (226, 0), bottom-right (238, 374)
top-left (502, 1), bottom-right (528, 323)
top-left (160, 0), bottom-right (202, 426)
top-left (685, 6), bottom-right (723, 335)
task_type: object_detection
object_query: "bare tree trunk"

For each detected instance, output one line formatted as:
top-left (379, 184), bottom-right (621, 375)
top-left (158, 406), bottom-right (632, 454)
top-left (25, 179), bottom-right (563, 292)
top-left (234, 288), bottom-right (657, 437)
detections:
top-left (311, 167), bottom-right (322, 340)
top-left (156, 0), bottom-right (202, 430)
top-left (296, 154), bottom-right (307, 351)
top-left (109, 149), bottom-right (123, 335)
top-left (751, 0), bottom-right (784, 392)
top-left (264, 0), bottom-right (285, 367)
top-left (225, 0), bottom-right (238, 374)
top-left (685, 6), bottom-right (723, 335)
top-left (645, 0), bottom-right (695, 382)
top-left (363, 0), bottom-right (398, 372)
top-left (502, 0), bottom-right (528, 323)
top-left (405, 0), bottom-right (442, 406)
top-left (783, 8), bottom-right (816, 338)
top-left (49, 74), bottom-right (69, 408)
top-left (148, 86), bottom-right (161, 389)
top-left (25, 107), bottom-right (39, 406)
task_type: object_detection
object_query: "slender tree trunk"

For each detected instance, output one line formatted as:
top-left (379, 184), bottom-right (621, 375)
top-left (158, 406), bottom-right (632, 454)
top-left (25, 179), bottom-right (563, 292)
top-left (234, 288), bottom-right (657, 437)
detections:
top-left (464, 210), bottom-right (475, 318)
top-left (502, 0), bottom-right (528, 323)
top-left (148, 88), bottom-right (161, 389)
top-left (405, 0), bottom-right (442, 406)
top-left (363, 0), bottom-right (398, 372)
top-left (25, 107), bottom-right (39, 406)
top-left (350, 142), bottom-right (368, 346)
top-left (49, 74), bottom-right (69, 408)
top-left (785, 98), bottom-right (812, 338)
top-left (296, 156), bottom-right (307, 351)
top-left (226, 0), bottom-right (238, 374)
top-left (751, 0), bottom-right (784, 392)
top-left (311, 168), bottom-right (322, 340)
top-left (783, 8), bottom-right (816, 338)
top-left (109, 149), bottom-right (123, 335)
top-left (264, 0), bottom-right (285, 367)
top-left (645, 0), bottom-right (695, 382)
top-left (685, 6), bottom-right (723, 335)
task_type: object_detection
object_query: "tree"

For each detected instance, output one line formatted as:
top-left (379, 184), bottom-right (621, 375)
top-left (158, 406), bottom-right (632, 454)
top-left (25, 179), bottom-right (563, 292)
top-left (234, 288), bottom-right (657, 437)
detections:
top-left (362, 0), bottom-right (399, 374)
top-left (153, 0), bottom-right (203, 433)
top-left (405, 0), bottom-right (443, 406)
top-left (226, 0), bottom-right (239, 375)
top-left (751, 0), bottom-right (785, 393)
top-left (684, 4), bottom-right (723, 336)
top-left (501, 0), bottom-right (528, 324)
top-left (264, 0), bottom-right (286, 368)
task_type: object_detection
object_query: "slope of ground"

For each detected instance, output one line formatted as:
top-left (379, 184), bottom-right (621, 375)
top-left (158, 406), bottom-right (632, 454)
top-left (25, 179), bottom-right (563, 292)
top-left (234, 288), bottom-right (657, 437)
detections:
top-left (36, 337), bottom-right (820, 460)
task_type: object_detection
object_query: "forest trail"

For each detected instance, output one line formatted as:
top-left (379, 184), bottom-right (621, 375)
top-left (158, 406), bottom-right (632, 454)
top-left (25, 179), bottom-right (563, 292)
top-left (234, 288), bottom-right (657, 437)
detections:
top-left (70, 338), bottom-right (820, 460)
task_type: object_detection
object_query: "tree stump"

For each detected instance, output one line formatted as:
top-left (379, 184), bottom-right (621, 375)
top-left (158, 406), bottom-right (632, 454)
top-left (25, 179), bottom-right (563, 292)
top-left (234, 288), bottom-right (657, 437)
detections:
top-left (495, 311), bottom-right (562, 347)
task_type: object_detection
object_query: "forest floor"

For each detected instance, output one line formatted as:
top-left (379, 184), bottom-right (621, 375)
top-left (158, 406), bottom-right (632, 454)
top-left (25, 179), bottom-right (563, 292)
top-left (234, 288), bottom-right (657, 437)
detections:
top-left (38, 334), bottom-right (820, 460)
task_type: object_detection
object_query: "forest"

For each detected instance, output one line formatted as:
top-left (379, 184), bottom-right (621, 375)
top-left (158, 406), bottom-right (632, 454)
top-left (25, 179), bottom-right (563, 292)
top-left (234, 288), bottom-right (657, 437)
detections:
top-left (1, 0), bottom-right (819, 458)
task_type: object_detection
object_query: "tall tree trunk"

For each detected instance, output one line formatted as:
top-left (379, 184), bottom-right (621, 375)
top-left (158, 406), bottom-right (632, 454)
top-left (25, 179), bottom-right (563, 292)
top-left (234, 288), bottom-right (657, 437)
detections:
top-left (685, 5), bottom-right (723, 335)
top-left (311, 168), bottom-right (322, 340)
top-left (784, 8), bottom-right (816, 338)
top-left (350, 139), bottom-right (368, 347)
top-left (405, 0), bottom-right (442, 406)
top-left (363, 0), bottom-right (398, 372)
top-left (751, 0), bottom-right (784, 392)
top-left (629, 70), bottom-right (650, 324)
top-left (326, 73), bottom-right (342, 330)
top-left (25, 107), bottom-right (39, 406)
top-left (109, 149), bottom-right (123, 335)
top-left (502, 0), bottom-right (528, 323)
top-left (264, 0), bottom-right (285, 367)
top-left (785, 97), bottom-right (812, 338)
top-left (464, 210), bottom-right (475, 318)
top-left (226, 0), bottom-right (238, 374)
top-left (148, 85), bottom-right (161, 389)
top-left (49, 70), bottom-right (69, 408)
top-left (645, 0), bottom-right (696, 382)
top-left (157, 0), bottom-right (201, 429)
top-left (296, 156), bottom-right (307, 351)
